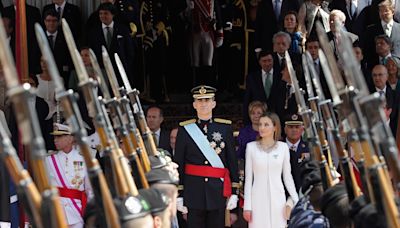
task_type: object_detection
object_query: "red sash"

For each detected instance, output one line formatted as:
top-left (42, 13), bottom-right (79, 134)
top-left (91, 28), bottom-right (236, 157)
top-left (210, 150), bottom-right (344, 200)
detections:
top-left (185, 164), bottom-right (232, 197)
top-left (51, 155), bottom-right (87, 216)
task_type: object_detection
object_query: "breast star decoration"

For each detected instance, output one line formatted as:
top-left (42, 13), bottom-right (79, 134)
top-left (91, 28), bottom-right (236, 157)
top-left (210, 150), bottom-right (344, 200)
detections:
top-left (210, 132), bottom-right (225, 155)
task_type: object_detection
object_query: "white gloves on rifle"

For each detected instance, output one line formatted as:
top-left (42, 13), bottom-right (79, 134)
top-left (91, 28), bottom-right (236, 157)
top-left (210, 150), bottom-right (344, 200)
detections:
top-left (226, 194), bottom-right (238, 210)
top-left (177, 197), bottom-right (188, 214)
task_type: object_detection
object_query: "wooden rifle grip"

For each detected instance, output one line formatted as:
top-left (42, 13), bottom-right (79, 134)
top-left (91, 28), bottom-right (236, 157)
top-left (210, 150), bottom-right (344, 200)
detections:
top-left (98, 172), bottom-right (121, 228)
top-left (136, 129), bottom-right (151, 173)
top-left (125, 133), bottom-right (149, 189)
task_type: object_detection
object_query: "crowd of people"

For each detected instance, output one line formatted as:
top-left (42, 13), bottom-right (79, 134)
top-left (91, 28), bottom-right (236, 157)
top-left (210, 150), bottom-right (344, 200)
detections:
top-left (0, 0), bottom-right (399, 227)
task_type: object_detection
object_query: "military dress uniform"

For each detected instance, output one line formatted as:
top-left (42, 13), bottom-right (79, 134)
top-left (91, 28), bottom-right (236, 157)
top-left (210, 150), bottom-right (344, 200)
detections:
top-left (45, 124), bottom-right (92, 228)
top-left (173, 86), bottom-right (239, 228)
top-left (284, 114), bottom-right (310, 192)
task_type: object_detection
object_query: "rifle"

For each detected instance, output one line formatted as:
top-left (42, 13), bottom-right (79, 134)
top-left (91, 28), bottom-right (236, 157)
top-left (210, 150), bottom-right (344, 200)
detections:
top-left (35, 24), bottom-right (121, 228)
top-left (304, 51), bottom-right (361, 201)
top-left (114, 53), bottom-right (152, 173)
top-left (0, 18), bottom-right (67, 228)
top-left (285, 51), bottom-right (334, 190)
top-left (61, 19), bottom-right (138, 198)
top-left (0, 117), bottom-right (43, 227)
top-left (101, 47), bottom-right (149, 189)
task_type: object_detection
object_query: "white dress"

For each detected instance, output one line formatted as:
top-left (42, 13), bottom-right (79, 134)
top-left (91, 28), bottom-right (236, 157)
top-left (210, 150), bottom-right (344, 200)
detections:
top-left (244, 141), bottom-right (299, 228)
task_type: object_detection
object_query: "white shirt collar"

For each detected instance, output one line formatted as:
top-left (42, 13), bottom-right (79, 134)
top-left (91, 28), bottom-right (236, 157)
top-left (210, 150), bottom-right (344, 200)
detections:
top-left (286, 139), bottom-right (301, 151)
top-left (46, 30), bottom-right (58, 37)
top-left (382, 19), bottom-right (394, 28)
top-left (102, 21), bottom-right (114, 30)
top-left (55, 1), bottom-right (67, 11)
top-left (376, 85), bottom-right (387, 93)
top-left (154, 128), bottom-right (161, 136)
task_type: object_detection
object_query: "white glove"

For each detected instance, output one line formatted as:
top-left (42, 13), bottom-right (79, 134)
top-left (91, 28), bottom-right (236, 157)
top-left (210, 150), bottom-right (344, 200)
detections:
top-left (177, 197), bottom-right (188, 214)
top-left (215, 37), bottom-right (223, 48)
top-left (226, 194), bottom-right (238, 210)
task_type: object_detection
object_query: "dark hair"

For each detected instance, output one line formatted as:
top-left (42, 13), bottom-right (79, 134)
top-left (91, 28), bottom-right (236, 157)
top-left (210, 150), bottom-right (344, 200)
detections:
top-left (43, 9), bottom-right (59, 21)
top-left (258, 50), bottom-right (273, 61)
top-left (305, 36), bottom-right (319, 46)
top-left (257, 112), bottom-right (281, 141)
top-left (320, 183), bottom-right (352, 227)
top-left (375, 34), bottom-right (392, 46)
top-left (145, 105), bottom-right (164, 117)
top-left (98, 2), bottom-right (117, 15)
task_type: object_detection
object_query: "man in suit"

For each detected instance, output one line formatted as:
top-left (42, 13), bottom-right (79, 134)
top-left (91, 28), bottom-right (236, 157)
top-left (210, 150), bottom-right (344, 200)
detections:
top-left (363, 0), bottom-right (400, 66)
top-left (146, 105), bottom-right (172, 152)
top-left (43, 0), bottom-right (82, 41)
top-left (87, 2), bottom-right (135, 85)
top-left (254, 0), bottom-right (299, 52)
top-left (43, 9), bottom-right (71, 87)
top-left (3, 0), bottom-right (42, 75)
top-left (374, 34), bottom-right (394, 67)
top-left (305, 37), bottom-right (331, 99)
top-left (283, 114), bottom-right (310, 191)
top-left (243, 50), bottom-right (280, 124)
top-left (327, 10), bottom-right (359, 61)
top-left (174, 85), bottom-right (239, 228)
top-left (272, 31), bottom-right (301, 73)
top-left (372, 64), bottom-right (397, 119)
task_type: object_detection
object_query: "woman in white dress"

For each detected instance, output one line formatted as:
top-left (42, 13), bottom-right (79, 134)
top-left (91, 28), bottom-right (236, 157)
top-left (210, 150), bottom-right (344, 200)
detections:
top-left (243, 112), bottom-right (298, 228)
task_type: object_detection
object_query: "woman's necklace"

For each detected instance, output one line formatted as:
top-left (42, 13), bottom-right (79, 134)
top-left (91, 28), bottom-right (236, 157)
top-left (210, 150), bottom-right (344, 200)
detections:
top-left (258, 141), bottom-right (277, 152)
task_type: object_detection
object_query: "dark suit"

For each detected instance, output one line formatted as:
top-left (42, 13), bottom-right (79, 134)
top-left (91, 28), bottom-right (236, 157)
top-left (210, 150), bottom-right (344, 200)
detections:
top-left (329, 0), bottom-right (367, 36)
top-left (88, 22), bottom-right (135, 85)
top-left (373, 84), bottom-right (397, 115)
top-left (48, 32), bottom-right (72, 88)
top-left (362, 21), bottom-right (400, 67)
top-left (158, 129), bottom-right (172, 152)
top-left (174, 118), bottom-right (239, 228)
top-left (43, 2), bottom-right (82, 41)
top-left (286, 139), bottom-right (310, 191)
top-left (255, 0), bottom-right (299, 51)
top-left (3, 4), bottom-right (42, 74)
top-left (243, 69), bottom-right (281, 124)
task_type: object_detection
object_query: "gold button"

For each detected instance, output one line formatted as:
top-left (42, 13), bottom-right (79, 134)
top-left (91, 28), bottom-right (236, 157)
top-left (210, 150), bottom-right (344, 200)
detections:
top-left (205, 178), bottom-right (208, 182)
top-left (204, 161), bottom-right (208, 164)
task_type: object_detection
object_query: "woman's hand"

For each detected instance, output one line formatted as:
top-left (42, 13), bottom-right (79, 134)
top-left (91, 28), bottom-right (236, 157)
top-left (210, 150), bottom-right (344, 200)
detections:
top-left (284, 205), bottom-right (292, 220)
top-left (243, 210), bottom-right (252, 222)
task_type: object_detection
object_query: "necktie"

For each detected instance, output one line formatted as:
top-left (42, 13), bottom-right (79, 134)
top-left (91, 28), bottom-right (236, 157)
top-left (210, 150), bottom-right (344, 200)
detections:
top-left (48, 35), bottom-right (54, 49)
top-left (106, 27), bottom-right (112, 48)
top-left (274, 0), bottom-right (281, 20)
top-left (350, 1), bottom-right (357, 19)
top-left (280, 56), bottom-right (286, 70)
top-left (264, 72), bottom-right (272, 98)
top-left (152, 132), bottom-right (159, 147)
top-left (379, 90), bottom-right (385, 97)
top-left (381, 56), bottom-right (387, 65)
top-left (290, 145), bottom-right (296, 151)
top-left (57, 6), bottom-right (62, 19)
top-left (384, 24), bottom-right (391, 37)
top-left (314, 61), bottom-right (320, 75)
top-left (285, 84), bottom-right (292, 109)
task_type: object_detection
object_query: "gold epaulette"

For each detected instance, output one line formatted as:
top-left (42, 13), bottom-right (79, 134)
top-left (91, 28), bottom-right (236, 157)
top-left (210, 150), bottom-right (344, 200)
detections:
top-left (179, 119), bottom-right (196, 126)
top-left (232, 182), bottom-right (240, 188)
top-left (177, 185), bottom-right (184, 191)
top-left (214, 118), bottom-right (232, 125)
top-left (47, 150), bottom-right (58, 156)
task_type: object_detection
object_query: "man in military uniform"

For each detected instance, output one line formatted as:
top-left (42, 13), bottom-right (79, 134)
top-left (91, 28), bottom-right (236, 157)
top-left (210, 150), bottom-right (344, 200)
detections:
top-left (284, 114), bottom-right (310, 191)
top-left (45, 123), bottom-right (93, 228)
top-left (173, 85), bottom-right (239, 228)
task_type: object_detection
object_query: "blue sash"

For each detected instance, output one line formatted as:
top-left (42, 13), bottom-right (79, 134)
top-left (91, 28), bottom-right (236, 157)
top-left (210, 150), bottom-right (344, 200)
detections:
top-left (184, 123), bottom-right (224, 168)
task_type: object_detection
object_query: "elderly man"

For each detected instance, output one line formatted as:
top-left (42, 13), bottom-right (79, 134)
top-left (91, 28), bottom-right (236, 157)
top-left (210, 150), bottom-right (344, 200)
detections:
top-left (372, 64), bottom-right (396, 116)
top-left (173, 85), bottom-right (239, 228)
top-left (46, 123), bottom-right (93, 228)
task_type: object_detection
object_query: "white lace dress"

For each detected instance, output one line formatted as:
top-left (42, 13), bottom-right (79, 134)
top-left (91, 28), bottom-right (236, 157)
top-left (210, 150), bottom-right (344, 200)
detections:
top-left (244, 141), bottom-right (298, 228)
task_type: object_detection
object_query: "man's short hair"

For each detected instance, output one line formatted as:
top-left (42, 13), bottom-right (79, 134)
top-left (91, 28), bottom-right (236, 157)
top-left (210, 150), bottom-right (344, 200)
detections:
top-left (145, 105), bottom-right (164, 117)
top-left (320, 183), bottom-right (351, 228)
top-left (330, 9), bottom-right (346, 23)
top-left (378, 0), bottom-right (395, 9)
top-left (305, 36), bottom-right (319, 46)
top-left (375, 34), bottom-right (392, 46)
top-left (258, 50), bottom-right (273, 61)
top-left (43, 9), bottom-right (59, 20)
top-left (272, 31), bottom-right (292, 46)
top-left (98, 2), bottom-right (117, 15)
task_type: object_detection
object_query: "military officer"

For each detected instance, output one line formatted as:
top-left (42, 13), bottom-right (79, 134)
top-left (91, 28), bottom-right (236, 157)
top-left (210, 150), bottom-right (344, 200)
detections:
top-left (45, 123), bottom-right (93, 228)
top-left (173, 85), bottom-right (239, 228)
top-left (284, 114), bottom-right (310, 191)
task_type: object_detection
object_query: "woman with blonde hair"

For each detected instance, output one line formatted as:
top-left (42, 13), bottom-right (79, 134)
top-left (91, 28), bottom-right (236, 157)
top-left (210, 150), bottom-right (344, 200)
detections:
top-left (385, 56), bottom-right (400, 91)
top-left (243, 112), bottom-right (298, 228)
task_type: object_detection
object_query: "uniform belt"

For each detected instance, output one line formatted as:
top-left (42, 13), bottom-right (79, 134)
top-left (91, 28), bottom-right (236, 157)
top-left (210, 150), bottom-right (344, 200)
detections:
top-left (57, 187), bottom-right (87, 215)
top-left (185, 164), bottom-right (231, 197)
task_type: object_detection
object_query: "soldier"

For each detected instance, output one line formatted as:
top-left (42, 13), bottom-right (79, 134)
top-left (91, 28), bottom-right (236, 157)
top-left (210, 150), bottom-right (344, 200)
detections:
top-left (173, 85), bottom-right (239, 228)
top-left (283, 113), bottom-right (310, 191)
top-left (45, 123), bottom-right (93, 228)
top-left (139, 188), bottom-right (172, 228)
